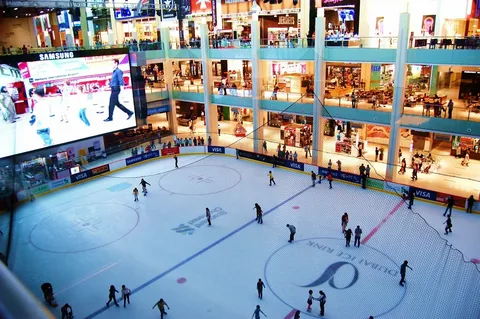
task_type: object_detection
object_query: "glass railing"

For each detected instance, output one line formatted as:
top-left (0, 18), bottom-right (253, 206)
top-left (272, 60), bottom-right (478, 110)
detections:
top-left (260, 38), bottom-right (312, 48)
top-left (210, 38), bottom-right (252, 49)
top-left (325, 36), bottom-right (398, 49)
top-left (213, 86), bottom-right (252, 97)
top-left (145, 83), bottom-right (168, 94)
top-left (409, 36), bottom-right (480, 49)
top-left (172, 83), bottom-right (204, 93)
top-left (169, 41), bottom-right (202, 50)
top-left (261, 89), bottom-right (314, 103)
top-left (126, 41), bottom-right (164, 51)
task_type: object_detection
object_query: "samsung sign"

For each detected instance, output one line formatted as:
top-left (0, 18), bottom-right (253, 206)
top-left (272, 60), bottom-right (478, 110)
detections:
top-left (39, 52), bottom-right (75, 61)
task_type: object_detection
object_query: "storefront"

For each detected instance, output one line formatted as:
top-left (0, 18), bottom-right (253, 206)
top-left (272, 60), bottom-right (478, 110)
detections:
top-left (119, 18), bottom-right (158, 42)
top-left (319, 0), bottom-right (360, 36)
top-left (280, 123), bottom-right (312, 147)
top-left (451, 136), bottom-right (480, 160)
top-left (268, 112), bottom-right (312, 128)
top-left (146, 102), bottom-right (172, 133)
top-left (263, 61), bottom-right (313, 93)
top-left (326, 63), bottom-right (361, 90)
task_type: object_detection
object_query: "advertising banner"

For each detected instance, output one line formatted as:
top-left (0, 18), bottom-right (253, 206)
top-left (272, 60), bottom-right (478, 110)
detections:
top-left (0, 48), bottom-right (136, 160)
top-left (208, 146), bottom-right (225, 154)
top-left (285, 160), bottom-right (304, 171)
top-left (49, 178), bottom-right (71, 190)
top-left (318, 168), bottom-right (362, 184)
top-left (191, 0), bottom-right (212, 14)
top-left (366, 178), bottom-right (384, 191)
top-left (126, 150), bottom-right (160, 166)
top-left (71, 170), bottom-right (93, 183)
top-left (237, 150), bottom-right (304, 171)
top-left (161, 147), bottom-right (180, 156)
top-left (91, 164), bottom-right (110, 176)
top-left (409, 187), bottom-right (436, 201)
top-left (435, 192), bottom-right (466, 208)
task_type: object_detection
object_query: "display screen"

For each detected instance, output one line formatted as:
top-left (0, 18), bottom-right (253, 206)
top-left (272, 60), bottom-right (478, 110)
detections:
top-left (0, 48), bottom-right (136, 159)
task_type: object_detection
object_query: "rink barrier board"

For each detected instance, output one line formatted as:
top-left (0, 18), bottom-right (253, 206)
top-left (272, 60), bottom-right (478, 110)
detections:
top-left (11, 147), bottom-right (480, 215)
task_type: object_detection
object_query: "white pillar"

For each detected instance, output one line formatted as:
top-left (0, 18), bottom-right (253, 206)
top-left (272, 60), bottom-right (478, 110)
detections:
top-left (200, 24), bottom-right (218, 143)
top-left (300, 0), bottom-right (310, 39)
top-left (109, 8), bottom-right (118, 44)
top-left (161, 27), bottom-right (178, 134)
top-left (386, 12), bottom-right (410, 181)
top-left (312, 12), bottom-right (326, 166)
top-left (251, 16), bottom-right (263, 153)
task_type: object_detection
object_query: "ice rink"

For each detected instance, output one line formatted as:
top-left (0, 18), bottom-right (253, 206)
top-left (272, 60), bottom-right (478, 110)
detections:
top-left (5, 154), bottom-right (480, 319)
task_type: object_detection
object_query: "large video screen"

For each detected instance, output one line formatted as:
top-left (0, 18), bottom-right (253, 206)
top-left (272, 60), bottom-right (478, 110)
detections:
top-left (0, 48), bottom-right (136, 158)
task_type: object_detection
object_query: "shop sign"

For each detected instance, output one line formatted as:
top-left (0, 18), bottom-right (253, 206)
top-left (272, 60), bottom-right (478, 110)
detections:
top-left (49, 178), bottom-right (70, 190)
top-left (91, 164), bottom-right (110, 176)
top-left (318, 168), bottom-right (362, 184)
top-left (223, 0), bottom-right (250, 3)
top-left (147, 105), bottom-right (170, 116)
top-left (278, 16), bottom-right (296, 25)
top-left (321, 0), bottom-right (358, 7)
top-left (161, 147), bottom-right (180, 156)
top-left (409, 187), bottom-right (436, 200)
top-left (126, 150), bottom-right (160, 166)
top-left (208, 146), bottom-right (225, 154)
top-left (71, 170), bottom-right (93, 183)
top-left (285, 160), bottom-right (304, 171)
top-left (212, 0), bottom-right (217, 26)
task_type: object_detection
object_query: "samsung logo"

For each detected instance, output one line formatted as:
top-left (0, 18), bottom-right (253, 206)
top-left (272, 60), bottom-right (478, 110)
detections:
top-left (39, 52), bottom-right (75, 61)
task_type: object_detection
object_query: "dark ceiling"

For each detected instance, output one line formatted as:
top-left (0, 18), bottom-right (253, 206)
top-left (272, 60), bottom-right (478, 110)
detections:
top-left (0, 7), bottom-right (57, 19)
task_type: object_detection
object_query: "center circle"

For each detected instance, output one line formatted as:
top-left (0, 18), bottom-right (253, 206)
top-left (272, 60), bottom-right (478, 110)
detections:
top-left (29, 203), bottom-right (139, 253)
top-left (158, 165), bottom-right (241, 195)
top-left (264, 237), bottom-right (406, 318)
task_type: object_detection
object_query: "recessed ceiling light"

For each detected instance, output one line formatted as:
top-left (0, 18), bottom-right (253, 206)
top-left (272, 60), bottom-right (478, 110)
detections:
top-left (15, 16), bottom-right (18, 18)
top-left (40, 10), bottom-right (44, 13)
top-left (14, 7), bottom-right (18, 10)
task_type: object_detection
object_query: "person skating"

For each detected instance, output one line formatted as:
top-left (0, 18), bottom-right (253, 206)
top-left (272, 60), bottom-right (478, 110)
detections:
top-left (106, 285), bottom-right (119, 307)
top-left (133, 188), bottom-right (139, 202)
top-left (344, 228), bottom-right (352, 247)
top-left (121, 285), bottom-right (131, 308)
top-left (443, 196), bottom-right (454, 216)
top-left (152, 298), bottom-right (170, 319)
top-left (341, 212), bottom-right (349, 233)
top-left (174, 155), bottom-right (178, 168)
top-left (307, 290), bottom-right (314, 312)
top-left (251, 305), bottom-right (267, 319)
top-left (139, 178), bottom-right (151, 195)
top-left (294, 310), bottom-right (300, 319)
top-left (268, 171), bottom-right (276, 186)
top-left (316, 290), bottom-right (326, 316)
top-left (60, 303), bottom-right (73, 319)
top-left (286, 224), bottom-right (296, 242)
top-left (254, 203), bottom-right (263, 224)
top-left (311, 171), bottom-right (316, 187)
top-left (467, 195), bottom-right (476, 213)
top-left (104, 59), bottom-right (134, 122)
top-left (354, 225), bottom-right (362, 247)
top-left (327, 172), bottom-right (333, 189)
top-left (444, 216), bottom-right (452, 235)
top-left (407, 189), bottom-right (415, 210)
top-left (257, 279), bottom-right (266, 299)
top-left (206, 207), bottom-right (211, 226)
top-left (399, 260), bottom-right (412, 286)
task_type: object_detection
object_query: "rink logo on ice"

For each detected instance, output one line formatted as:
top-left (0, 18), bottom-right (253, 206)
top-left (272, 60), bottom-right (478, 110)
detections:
top-left (172, 207), bottom-right (228, 235)
top-left (265, 238), bottom-right (405, 318)
top-left (208, 146), bottom-right (225, 154)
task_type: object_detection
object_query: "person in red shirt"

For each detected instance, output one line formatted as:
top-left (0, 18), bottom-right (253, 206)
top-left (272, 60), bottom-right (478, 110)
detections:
top-left (327, 172), bottom-right (333, 189)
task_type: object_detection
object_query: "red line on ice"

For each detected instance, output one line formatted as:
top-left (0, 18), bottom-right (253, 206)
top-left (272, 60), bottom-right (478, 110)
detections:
top-left (361, 200), bottom-right (404, 245)
top-left (283, 309), bottom-right (297, 319)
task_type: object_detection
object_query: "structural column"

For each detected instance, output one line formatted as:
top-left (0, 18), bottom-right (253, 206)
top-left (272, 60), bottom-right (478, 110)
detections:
top-left (251, 16), bottom-right (263, 153)
top-left (48, 12), bottom-right (61, 47)
top-left (161, 27), bottom-right (178, 134)
top-left (200, 24), bottom-right (218, 144)
top-left (311, 11), bottom-right (326, 166)
top-left (79, 8), bottom-right (90, 48)
top-left (429, 65), bottom-right (439, 95)
top-left (386, 12), bottom-right (410, 181)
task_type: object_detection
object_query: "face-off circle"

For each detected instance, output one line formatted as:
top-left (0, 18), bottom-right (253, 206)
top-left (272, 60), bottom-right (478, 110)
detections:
top-left (158, 165), bottom-right (241, 196)
top-left (29, 203), bottom-right (139, 253)
top-left (264, 238), bottom-right (406, 318)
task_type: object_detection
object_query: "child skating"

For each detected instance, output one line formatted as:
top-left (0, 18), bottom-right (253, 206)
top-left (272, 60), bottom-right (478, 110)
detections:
top-left (307, 289), bottom-right (314, 312)
top-left (444, 216), bottom-right (452, 235)
top-left (133, 188), bottom-right (139, 202)
top-left (152, 298), bottom-right (170, 319)
top-left (268, 171), bottom-right (276, 186)
top-left (206, 207), bottom-right (211, 226)
top-left (251, 305), bottom-right (267, 319)
top-left (139, 178), bottom-right (151, 195)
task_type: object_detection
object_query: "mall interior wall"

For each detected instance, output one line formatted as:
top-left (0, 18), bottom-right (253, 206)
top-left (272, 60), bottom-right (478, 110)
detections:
top-left (0, 18), bottom-right (37, 49)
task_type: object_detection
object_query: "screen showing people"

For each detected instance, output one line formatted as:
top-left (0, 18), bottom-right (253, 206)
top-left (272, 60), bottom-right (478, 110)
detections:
top-left (0, 49), bottom-right (136, 158)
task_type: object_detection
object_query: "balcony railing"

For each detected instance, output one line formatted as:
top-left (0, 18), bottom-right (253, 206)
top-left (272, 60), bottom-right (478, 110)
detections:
top-left (173, 83), bottom-right (204, 93)
top-left (325, 36), bottom-right (398, 49)
top-left (211, 38), bottom-right (252, 49)
top-left (260, 38), bottom-right (312, 48)
top-left (409, 36), bottom-right (480, 50)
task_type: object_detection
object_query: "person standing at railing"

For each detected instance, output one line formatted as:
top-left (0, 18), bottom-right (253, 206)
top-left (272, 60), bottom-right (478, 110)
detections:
top-left (104, 59), bottom-right (134, 122)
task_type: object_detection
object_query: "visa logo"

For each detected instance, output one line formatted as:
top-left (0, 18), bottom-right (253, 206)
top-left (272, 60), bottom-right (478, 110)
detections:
top-left (289, 163), bottom-right (302, 169)
top-left (212, 148), bottom-right (223, 152)
top-left (415, 190), bottom-right (432, 199)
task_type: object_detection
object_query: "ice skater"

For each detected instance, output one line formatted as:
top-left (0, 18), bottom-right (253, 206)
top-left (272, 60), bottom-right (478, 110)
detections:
top-left (104, 59), bottom-right (134, 122)
top-left (294, 310), bottom-right (300, 319)
top-left (139, 178), bottom-right (151, 195)
top-left (311, 171), bottom-right (316, 187)
top-left (327, 172), bottom-right (333, 189)
top-left (341, 212), bottom-right (349, 233)
top-left (307, 289), bottom-right (314, 312)
top-left (60, 303), bottom-right (73, 319)
top-left (316, 290), bottom-right (326, 316)
top-left (206, 207), bottom-right (211, 226)
top-left (344, 228), bottom-right (352, 247)
top-left (254, 203), bottom-right (263, 224)
top-left (407, 189), bottom-right (415, 209)
top-left (251, 305), bottom-right (267, 319)
top-left (444, 216), bottom-right (452, 235)
top-left (152, 298), bottom-right (170, 319)
top-left (286, 224), bottom-right (296, 242)
top-left (399, 260), bottom-right (412, 286)
top-left (106, 285), bottom-right (119, 307)
top-left (174, 155), bottom-right (178, 168)
top-left (133, 188), bottom-right (139, 202)
top-left (443, 196), bottom-right (454, 216)
top-left (268, 171), bottom-right (276, 186)
top-left (121, 285), bottom-right (131, 308)
top-left (354, 225), bottom-right (362, 247)
top-left (257, 279), bottom-right (265, 299)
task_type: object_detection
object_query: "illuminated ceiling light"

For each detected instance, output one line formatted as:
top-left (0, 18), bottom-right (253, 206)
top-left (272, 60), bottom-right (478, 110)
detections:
top-left (14, 7), bottom-right (18, 10)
